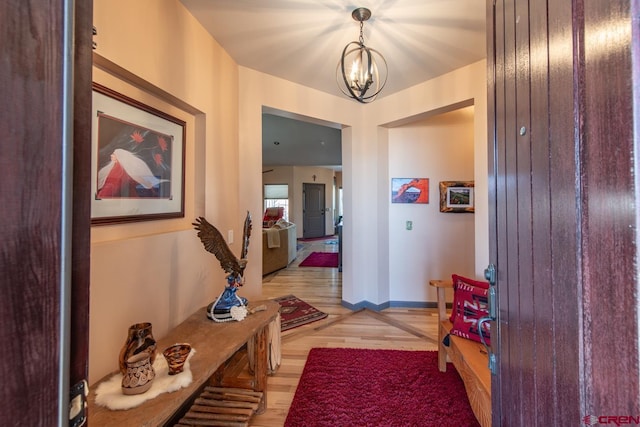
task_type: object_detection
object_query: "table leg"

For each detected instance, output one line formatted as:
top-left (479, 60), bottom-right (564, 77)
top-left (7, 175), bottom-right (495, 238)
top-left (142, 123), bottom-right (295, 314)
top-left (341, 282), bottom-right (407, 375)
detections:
top-left (437, 287), bottom-right (447, 372)
top-left (252, 325), bottom-right (268, 414)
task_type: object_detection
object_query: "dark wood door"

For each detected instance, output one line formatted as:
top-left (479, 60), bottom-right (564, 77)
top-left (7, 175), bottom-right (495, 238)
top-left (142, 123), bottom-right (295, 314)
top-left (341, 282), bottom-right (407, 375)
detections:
top-left (0, 1), bottom-right (92, 425)
top-left (489, 0), bottom-right (639, 424)
top-left (303, 183), bottom-right (326, 238)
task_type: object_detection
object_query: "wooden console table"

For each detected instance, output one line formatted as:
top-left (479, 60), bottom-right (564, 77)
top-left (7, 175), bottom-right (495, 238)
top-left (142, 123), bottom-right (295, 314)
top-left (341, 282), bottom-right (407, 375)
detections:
top-left (87, 300), bottom-right (280, 426)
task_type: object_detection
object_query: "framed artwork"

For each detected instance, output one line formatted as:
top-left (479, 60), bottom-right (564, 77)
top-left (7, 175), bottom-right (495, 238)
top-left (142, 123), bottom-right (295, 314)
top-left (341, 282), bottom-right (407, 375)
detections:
top-left (91, 83), bottom-right (186, 225)
top-left (391, 178), bottom-right (429, 204)
top-left (439, 181), bottom-right (474, 213)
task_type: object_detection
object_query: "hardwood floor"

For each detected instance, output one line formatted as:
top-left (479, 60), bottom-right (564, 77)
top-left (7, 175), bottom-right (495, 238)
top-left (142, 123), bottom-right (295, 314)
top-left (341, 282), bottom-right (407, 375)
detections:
top-left (250, 237), bottom-right (440, 426)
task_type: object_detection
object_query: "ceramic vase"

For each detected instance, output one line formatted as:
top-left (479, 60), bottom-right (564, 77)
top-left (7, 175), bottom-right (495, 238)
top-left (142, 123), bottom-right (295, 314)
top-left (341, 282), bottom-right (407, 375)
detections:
top-left (162, 343), bottom-right (192, 375)
top-left (121, 352), bottom-right (155, 395)
top-left (118, 322), bottom-right (157, 375)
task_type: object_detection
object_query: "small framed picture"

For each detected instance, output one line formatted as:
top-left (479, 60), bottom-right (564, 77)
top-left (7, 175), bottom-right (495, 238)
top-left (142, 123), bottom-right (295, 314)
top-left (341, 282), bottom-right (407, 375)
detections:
top-left (439, 181), bottom-right (474, 213)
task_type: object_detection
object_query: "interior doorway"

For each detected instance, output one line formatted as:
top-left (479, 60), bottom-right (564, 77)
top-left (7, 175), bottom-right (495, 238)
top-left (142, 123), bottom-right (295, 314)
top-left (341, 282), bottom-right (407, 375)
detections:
top-left (302, 183), bottom-right (326, 238)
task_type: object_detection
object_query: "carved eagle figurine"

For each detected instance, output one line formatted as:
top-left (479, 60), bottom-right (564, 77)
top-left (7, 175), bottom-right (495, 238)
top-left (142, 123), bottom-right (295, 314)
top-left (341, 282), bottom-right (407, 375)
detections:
top-left (193, 211), bottom-right (252, 285)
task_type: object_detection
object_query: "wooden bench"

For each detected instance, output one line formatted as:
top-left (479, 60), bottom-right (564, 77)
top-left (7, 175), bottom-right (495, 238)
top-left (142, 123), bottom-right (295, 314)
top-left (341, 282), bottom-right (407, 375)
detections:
top-left (87, 300), bottom-right (280, 426)
top-left (429, 280), bottom-right (491, 427)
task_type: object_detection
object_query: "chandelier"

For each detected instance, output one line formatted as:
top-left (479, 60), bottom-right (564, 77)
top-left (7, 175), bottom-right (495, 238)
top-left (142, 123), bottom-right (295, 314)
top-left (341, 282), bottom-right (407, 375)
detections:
top-left (336, 7), bottom-right (388, 103)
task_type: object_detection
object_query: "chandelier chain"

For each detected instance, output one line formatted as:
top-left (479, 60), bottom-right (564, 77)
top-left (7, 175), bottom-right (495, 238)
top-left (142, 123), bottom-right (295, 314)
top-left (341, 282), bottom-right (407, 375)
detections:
top-left (359, 21), bottom-right (365, 45)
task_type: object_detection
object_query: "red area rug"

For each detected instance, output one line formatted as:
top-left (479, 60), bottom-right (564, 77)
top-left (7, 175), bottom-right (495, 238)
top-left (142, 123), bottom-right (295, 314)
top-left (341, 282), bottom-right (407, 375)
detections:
top-left (299, 251), bottom-right (338, 268)
top-left (275, 295), bottom-right (328, 331)
top-left (285, 348), bottom-right (480, 427)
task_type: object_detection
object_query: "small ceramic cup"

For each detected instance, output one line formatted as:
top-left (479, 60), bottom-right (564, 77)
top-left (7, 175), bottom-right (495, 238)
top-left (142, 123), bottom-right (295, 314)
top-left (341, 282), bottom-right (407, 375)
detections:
top-left (121, 352), bottom-right (155, 395)
top-left (163, 343), bottom-right (192, 375)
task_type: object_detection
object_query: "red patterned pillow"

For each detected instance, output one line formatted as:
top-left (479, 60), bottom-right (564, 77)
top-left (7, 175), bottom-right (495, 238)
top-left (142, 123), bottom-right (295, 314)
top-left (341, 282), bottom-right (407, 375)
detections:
top-left (449, 274), bottom-right (489, 323)
top-left (449, 274), bottom-right (491, 345)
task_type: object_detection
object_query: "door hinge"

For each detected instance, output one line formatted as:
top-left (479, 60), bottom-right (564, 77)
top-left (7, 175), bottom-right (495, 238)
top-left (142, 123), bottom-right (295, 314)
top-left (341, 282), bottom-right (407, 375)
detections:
top-left (69, 380), bottom-right (88, 427)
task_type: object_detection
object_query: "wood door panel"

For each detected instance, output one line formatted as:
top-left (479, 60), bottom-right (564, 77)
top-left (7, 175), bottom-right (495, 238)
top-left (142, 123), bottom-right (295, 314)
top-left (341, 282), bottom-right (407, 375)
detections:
top-left (499, 0), bottom-right (524, 424)
top-left (0, 1), bottom-right (92, 425)
top-left (582, 0), bottom-right (639, 413)
top-left (71, 0), bottom-right (93, 396)
top-left (1, 2), bottom-right (64, 424)
top-left (490, 1), bottom-right (509, 422)
top-left (514, 0), bottom-right (537, 422)
top-left (486, 0), bottom-right (501, 421)
top-left (490, 0), bottom-right (639, 424)
top-left (528, 0), bottom-right (558, 423)
top-left (546, 0), bottom-right (582, 422)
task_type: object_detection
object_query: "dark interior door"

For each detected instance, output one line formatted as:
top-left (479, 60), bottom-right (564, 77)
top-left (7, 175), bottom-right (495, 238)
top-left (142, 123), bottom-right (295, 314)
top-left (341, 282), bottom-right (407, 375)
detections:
top-left (303, 183), bottom-right (325, 238)
top-left (489, 0), bottom-right (639, 424)
top-left (1, 1), bottom-right (92, 425)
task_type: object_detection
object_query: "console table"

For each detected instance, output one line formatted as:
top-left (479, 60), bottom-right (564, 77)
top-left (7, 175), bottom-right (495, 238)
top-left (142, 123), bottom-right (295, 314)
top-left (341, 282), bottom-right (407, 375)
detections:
top-left (87, 300), bottom-right (280, 426)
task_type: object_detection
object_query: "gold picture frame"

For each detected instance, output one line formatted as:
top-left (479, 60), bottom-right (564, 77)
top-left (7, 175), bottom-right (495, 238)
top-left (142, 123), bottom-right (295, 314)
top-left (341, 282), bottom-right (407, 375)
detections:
top-left (439, 181), bottom-right (474, 213)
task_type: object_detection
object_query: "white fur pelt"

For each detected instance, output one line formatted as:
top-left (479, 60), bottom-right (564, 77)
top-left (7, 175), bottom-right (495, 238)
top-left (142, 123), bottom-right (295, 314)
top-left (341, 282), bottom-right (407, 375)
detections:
top-left (95, 348), bottom-right (196, 410)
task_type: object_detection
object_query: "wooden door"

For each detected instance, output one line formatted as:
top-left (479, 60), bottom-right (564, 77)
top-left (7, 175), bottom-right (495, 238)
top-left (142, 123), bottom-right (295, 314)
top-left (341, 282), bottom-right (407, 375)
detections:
top-left (0, 1), bottom-right (93, 425)
top-left (489, 0), bottom-right (639, 424)
top-left (303, 183), bottom-right (326, 238)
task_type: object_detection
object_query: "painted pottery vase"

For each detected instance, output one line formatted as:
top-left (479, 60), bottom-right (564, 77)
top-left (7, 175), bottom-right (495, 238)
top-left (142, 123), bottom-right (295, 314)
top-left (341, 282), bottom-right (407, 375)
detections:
top-left (121, 352), bottom-right (155, 395)
top-left (118, 322), bottom-right (157, 375)
top-left (162, 343), bottom-right (192, 375)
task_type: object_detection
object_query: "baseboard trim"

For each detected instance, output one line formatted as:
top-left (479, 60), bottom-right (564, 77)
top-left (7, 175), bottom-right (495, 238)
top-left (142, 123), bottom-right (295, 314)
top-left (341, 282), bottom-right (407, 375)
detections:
top-left (390, 301), bottom-right (438, 309)
top-left (341, 300), bottom-right (440, 312)
top-left (341, 300), bottom-right (389, 311)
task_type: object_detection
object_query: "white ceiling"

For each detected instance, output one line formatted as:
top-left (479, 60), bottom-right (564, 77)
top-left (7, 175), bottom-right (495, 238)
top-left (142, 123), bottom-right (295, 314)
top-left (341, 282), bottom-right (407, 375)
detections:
top-left (180, 0), bottom-right (487, 168)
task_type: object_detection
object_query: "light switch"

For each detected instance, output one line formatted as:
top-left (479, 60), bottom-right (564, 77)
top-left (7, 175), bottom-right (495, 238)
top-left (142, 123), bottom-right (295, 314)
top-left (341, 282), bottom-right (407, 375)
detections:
top-left (406, 221), bottom-right (413, 230)
top-left (228, 230), bottom-right (234, 244)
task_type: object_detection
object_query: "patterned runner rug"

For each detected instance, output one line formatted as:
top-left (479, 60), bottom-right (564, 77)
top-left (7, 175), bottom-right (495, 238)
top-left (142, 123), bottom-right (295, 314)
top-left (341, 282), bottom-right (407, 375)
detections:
top-left (274, 295), bottom-right (328, 331)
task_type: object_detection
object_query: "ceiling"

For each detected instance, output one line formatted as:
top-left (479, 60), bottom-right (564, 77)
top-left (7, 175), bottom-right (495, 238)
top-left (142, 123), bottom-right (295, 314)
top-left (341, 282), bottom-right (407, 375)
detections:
top-left (262, 113), bottom-right (342, 170)
top-left (180, 0), bottom-right (487, 169)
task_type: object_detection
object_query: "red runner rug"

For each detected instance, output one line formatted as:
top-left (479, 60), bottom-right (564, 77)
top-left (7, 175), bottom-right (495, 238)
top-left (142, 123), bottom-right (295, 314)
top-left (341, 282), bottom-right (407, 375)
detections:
top-left (298, 251), bottom-right (338, 268)
top-left (285, 348), bottom-right (480, 427)
top-left (274, 295), bottom-right (328, 331)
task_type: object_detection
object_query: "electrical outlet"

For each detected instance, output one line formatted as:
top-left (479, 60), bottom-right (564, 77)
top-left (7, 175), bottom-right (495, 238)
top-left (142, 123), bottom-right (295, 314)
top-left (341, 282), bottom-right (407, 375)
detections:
top-left (406, 221), bottom-right (413, 230)
top-left (228, 230), bottom-right (234, 244)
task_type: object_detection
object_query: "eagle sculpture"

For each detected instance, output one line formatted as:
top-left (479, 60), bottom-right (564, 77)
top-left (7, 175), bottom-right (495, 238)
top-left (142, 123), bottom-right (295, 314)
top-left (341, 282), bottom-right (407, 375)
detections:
top-left (193, 212), bottom-right (252, 321)
top-left (192, 211), bottom-right (252, 286)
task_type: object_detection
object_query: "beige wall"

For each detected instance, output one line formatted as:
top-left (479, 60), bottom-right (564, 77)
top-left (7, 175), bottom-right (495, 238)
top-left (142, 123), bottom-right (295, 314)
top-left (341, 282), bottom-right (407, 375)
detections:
top-left (370, 61), bottom-right (488, 305)
top-left (90, 0), bottom-right (245, 384)
top-left (242, 60), bottom-right (487, 307)
top-left (370, 61), bottom-right (489, 284)
top-left (388, 107), bottom-right (476, 302)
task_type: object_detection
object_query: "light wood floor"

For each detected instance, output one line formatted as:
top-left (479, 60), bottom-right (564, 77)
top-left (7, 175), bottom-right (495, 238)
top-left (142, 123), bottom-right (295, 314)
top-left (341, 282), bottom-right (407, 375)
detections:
top-left (250, 237), bottom-right (440, 426)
